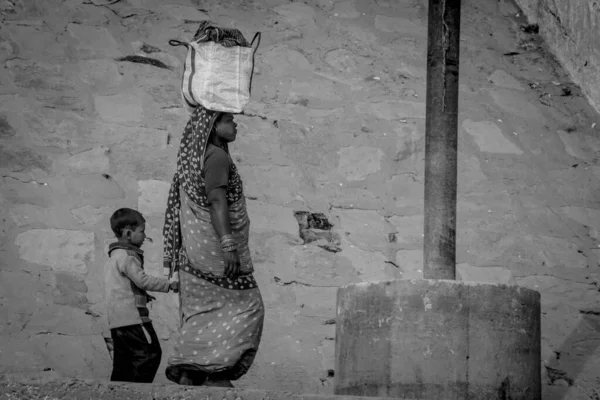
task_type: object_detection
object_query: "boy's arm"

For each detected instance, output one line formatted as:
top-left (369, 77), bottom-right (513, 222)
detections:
top-left (119, 254), bottom-right (171, 293)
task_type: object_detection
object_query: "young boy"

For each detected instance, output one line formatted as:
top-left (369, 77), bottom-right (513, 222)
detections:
top-left (105, 208), bottom-right (178, 383)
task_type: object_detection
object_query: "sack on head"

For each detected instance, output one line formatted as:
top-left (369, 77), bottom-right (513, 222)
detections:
top-left (169, 30), bottom-right (261, 114)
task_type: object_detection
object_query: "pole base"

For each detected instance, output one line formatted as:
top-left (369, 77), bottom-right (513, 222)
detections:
top-left (334, 279), bottom-right (541, 400)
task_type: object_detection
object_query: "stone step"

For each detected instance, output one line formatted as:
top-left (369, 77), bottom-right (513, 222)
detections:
top-left (0, 377), bottom-right (408, 400)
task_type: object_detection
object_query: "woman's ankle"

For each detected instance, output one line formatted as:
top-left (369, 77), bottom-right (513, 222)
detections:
top-left (179, 370), bottom-right (206, 386)
top-left (178, 371), bottom-right (193, 386)
top-left (204, 378), bottom-right (234, 388)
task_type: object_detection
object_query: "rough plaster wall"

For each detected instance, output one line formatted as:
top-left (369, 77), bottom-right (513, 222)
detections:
top-left (514, 0), bottom-right (600, 113)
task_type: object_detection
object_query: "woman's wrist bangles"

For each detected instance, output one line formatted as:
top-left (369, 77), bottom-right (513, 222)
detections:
top-left (220, 234), bottom-right (237, 252)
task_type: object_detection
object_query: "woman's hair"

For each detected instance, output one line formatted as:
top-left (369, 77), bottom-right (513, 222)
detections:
top-left (110, 208), bottom-right (145, 237)
top-left (210, 112), bottom-right (225, 136)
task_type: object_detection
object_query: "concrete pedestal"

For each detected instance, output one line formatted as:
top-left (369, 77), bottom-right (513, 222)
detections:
top-left (334, 279), bottom-right (541, 400)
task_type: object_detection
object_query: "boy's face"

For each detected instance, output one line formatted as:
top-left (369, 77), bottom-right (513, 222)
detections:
top-left (128, 223), bottom-right (146, 248)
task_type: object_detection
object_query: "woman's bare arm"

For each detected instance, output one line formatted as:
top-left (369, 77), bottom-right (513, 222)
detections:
top-left (207, 187), bottom-right (231, 237)
top-left (207, 188), bottom-right (240, 279)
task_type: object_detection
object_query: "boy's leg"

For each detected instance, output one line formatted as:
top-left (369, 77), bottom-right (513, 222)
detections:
top-left (133, 322), bottom-right (162, 383)
top-left (110, 324), bottom-right (162, 383)
top-left (110, 327), bottom-right (136, 382)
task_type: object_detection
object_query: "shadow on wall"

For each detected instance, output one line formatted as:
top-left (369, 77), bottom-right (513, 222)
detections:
top-left (546, 313), bottom-right (600, 399)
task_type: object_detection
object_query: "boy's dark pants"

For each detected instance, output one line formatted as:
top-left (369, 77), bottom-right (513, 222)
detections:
top-left (110, 322), bottom-right (162, 383)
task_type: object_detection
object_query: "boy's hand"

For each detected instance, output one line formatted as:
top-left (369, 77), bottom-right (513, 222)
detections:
top-left (169, 281), bottom-right (179, 293)
top-left (146, 294), bottom-right (157, 302)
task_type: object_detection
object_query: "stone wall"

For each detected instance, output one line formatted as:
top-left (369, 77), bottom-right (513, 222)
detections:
top-left (513, 0), bottom-right (600, 113)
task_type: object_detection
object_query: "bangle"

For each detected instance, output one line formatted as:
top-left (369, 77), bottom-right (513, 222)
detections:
top-left (220, 234), bottom-right (235, 244)
top-left (220, 234), bottom-right (237, 252)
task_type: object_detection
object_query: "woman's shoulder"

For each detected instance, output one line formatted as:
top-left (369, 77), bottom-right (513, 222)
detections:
top-left (204, 144), bottom-right (230, 170)
top-left (205, 143), bottom-right (229, 159)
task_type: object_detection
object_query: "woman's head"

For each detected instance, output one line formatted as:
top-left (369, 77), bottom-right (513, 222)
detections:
top-left (210, 112), bottom-right (237, 145)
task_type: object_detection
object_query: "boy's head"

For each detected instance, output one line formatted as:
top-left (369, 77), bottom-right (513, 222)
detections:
top-left (110, 208), bottom-right (146, 247)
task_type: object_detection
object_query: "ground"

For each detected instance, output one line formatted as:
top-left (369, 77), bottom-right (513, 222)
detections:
top-left (0, 0), bottom-right (599, 399)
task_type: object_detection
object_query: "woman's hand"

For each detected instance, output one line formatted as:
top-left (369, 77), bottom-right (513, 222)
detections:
top-left (223, 250), bottom-right (241, 280)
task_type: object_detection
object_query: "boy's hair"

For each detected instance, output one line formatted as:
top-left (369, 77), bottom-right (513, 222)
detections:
top-left (110, 208), bottom-right (146, 238)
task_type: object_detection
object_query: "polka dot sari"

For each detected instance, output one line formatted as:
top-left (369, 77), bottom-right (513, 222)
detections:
top-left (162, 106), bottom-right (264, 383)
top-left (163, 106), bottom-right (245, 278)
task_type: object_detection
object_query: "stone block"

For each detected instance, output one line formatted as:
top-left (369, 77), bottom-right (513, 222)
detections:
top-left (0, 336), bottom-right (46, 374)
top-left (388, 215), bottom-right (424, 245)
top-left (262, 45), bottom-right (313, 76)
top-left (487, 70), bottom-right (526, 91)
top-left (340, 237), bottom-right (392, 281)
top-left (5, 25), bottom-right (66, 61)
top-left (9, 204), bottom-right (61, 227)
top-left (374, 15), bottom-right (426, 37)
top-left (332, 1), bottom-right (360, 18)
top-left (0, 270), bottom-right (52, 335)
top-left (324, 49), bottom-right (370, 75)
top-left (557, 129), bottom-right (598, 160)
top-left (94, 94), bottom-right (144, 123)
top-left (293, 285), bottom-right (337, 318)
top-left (23, 305), bottom-right (97, 336)
top-left (240, 165), bottom-right (306, 205)
top-left (387, 175), bottom-right (423, 209)
top-left (0, 114), bottom-right (16, 137)
top-left (395, 124), bottom-right (425, 162)
top-left (291, 246), bottom-right (361, 287)
top-left (328, 187), bottom-right (384, 210)
top-left (78, 60), bottom-right (122, 91)
top-left (246, 201), bottom-right (299, 237)
top-left (489, 89), bottom-right (545, 121)
top-left (14, 229), bottom-right (95, 274)
top-left (70, 205), bottom-right (111, 225)
top-left (162, 4), bottom-right (208, 20)
top-left (336, 209), bottom-right (394, 253)
top-left (52, 271), bottom-right (89, 308)
top-left (65, 174), bottom-right (126, 205)
top-left (462, 119), bottom-right (523, 154)
top-left (30, 334), bottom-right (111, 379)
top-left (337, 147), bottom-right (385, 181)
top-left (137, 179), bottom-right (170, 216)
top-left (457, 263), bottom-right (515, 284)
top-left (395, 249), bottom-right (423, 279)
top-left (6, 59), bottom-right (65, 92)
top-left (357, 100), bottom-right (426, 120)
top-left (273, 3), bottom-right (316, 27)
top-left (285, 78), bottom-right (345, 109)
top-left (67, 24), bottom-right (121, 58)
top-left (64, 146), bottom-right (110, 174)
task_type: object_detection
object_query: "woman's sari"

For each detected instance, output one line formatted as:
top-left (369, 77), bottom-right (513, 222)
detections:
top-left (162, 106), bottom-right (264, 383)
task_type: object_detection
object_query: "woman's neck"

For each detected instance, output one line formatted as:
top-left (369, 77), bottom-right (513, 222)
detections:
top-left (209, 136), bottom-right (227, 151)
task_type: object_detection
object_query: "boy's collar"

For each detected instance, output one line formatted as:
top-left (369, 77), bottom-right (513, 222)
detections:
top-left (108, 242), bottom-right (144, 256)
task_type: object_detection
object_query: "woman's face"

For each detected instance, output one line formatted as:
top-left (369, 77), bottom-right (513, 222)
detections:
top-left (214, 113), bottom-right (237, 143)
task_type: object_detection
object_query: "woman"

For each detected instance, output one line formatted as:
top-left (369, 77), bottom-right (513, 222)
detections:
top-left (162, 106), bottom-right (264, 387)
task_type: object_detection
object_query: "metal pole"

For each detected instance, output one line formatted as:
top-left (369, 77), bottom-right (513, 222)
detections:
top-left (423, 0), bottom-right (461, 280)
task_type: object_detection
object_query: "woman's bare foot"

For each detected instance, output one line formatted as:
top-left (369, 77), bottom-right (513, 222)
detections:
top-left (204, 378), bottom-right (234, 388)
top-left (179, 370), bottom-right (194, 386)
top-left (179, 370), bottom-right (206, 386)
